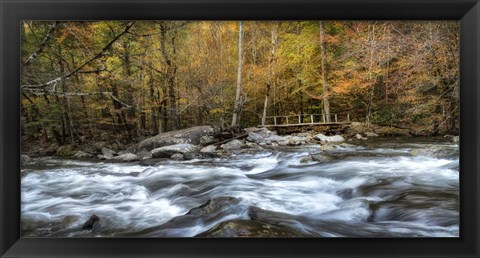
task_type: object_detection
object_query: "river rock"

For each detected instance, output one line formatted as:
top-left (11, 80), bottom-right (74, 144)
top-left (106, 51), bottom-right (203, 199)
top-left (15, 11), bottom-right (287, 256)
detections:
top-left (311, 153), bottom-right (333, 162)
top-left (151, 143), bottom-right (197, 158)
top-left (113, 153), bottom-right (139, 162)
top-left (200, 145), bottom-right (217, 153)
top-left (101, 147), bottom-right (116, 159)
top-left (452, 136), bottom-right (459, 143)
top-left (220, 139), bottom-right (243, 150)
top-left (410, 146), bottom-right (458, 159)
top-left (21, 154), bottom-right (32, 165)
top-left (247, 131), bottom-right (265, 143)
top-left (356, 134), bottom-right (367, 140)
top-left (187, 197), bottom-right (240, 216)
top-left (283, 136), bottom-right (307, 146)
top-left (263, 135), bottom-right (287, 144)
top-left (73, 151), bottom-right (94, 159)
top-left (336, 188), bottom-right (354, 199)
top-left (82, 215), bottom-right (99, 230)
top-left (320, 144), bottom-right (336, 151)
top-left (299, 155), bottom-right (314, 163)
top-left (195, 219), bottom-right (304, 237)
top-left (183, 152), bottom-right (218, 160)
top-left (200, 135), bottom-right (217, 145)
top-left (364, 132), bottom-right (379, 137)
top-left (135, 126), bottom-right (214, 153)
top-left (314, 134), bottom-right (345, 143)
top-left (171, 153), bottom-right (184, 160)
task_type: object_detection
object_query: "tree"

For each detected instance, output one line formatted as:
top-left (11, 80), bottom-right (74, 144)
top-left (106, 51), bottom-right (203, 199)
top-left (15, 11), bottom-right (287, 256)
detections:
top-left (231, 21), bottom-right (244, 127)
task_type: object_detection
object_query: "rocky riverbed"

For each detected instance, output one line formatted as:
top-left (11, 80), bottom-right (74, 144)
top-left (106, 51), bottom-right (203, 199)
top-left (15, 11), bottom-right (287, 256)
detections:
top-left (21, 132), bottom-right (459, 237)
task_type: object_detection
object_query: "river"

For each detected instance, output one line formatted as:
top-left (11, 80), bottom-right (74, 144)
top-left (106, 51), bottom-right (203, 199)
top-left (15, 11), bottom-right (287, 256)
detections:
top-left (21, 137), bottom-right (459, 237)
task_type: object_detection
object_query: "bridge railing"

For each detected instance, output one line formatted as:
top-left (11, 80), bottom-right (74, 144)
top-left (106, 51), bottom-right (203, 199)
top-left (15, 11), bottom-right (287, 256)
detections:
top-left (262, 113), bottom-right (350, 126)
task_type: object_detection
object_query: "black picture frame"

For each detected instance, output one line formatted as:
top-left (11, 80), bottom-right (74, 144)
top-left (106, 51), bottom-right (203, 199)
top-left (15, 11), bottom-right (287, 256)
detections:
top-left (1, 0), bottom-right (479, 257)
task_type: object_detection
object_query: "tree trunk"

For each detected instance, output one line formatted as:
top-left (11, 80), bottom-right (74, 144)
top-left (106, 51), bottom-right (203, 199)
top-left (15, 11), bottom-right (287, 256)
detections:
top-left (159, 24), bottom-right (179, 131)
top-left (231, 21), bottom-right (244, 127)
top-left (319, 21), bottom-right (331, 123)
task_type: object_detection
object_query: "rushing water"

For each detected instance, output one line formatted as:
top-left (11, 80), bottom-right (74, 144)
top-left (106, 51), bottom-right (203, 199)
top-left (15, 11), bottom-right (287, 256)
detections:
top-left (21, 137), bottom-right (459, 237)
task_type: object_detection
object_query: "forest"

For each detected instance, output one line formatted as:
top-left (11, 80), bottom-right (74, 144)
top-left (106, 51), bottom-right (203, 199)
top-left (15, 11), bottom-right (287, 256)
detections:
top-left (20, 21), bottom-right (459, 150)
top-left (20, 21), bottom-right (461, 238)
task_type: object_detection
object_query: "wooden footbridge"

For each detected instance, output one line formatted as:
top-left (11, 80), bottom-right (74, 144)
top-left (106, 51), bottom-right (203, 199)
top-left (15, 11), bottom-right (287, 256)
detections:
top-left (260, 113), bottom-right (351, 128)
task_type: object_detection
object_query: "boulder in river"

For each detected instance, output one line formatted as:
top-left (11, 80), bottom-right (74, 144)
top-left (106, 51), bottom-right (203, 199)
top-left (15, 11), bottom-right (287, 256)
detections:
top-left (151, 143), bottom-right (198, 158)
top-left (195, 219), bottom-right (304, 237)
top-left (355, 134), bottom-right (367, 140)
top-left (21, 154), bottom-right (32, 165)
top-left (183, 152), bottom-right (218, 160)
top-left (171, 153), bottom-right (184, 160)
top-left (113, 153), bottom-right (139, 162)
top-left (73, 151), bottom-right (94, 159)
top-left (314, 134), bottom-right (345, 143)
top-left (82, 215), bottom-right (99, 230)
top-left (220, 139), bottom-right (243, 150)
top-left (410, 146), bottom-right (458, 159)
top-left (101, 147), bottom-right (116, 159)
top-left (199, 135), bottom-right (217, 145)
top-left (135, 126), bottom-right (214, 153)
top-left (200, 145), bottom-right (217, 153)
top-left (364, 132), bottom-right (379, 137)
top-left (187, 197), bottom-right (240, 216)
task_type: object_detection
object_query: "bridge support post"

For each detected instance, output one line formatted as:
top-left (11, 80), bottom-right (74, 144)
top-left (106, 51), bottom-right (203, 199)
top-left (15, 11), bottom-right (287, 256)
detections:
top-left (274, 117), bottom-right (277, 125)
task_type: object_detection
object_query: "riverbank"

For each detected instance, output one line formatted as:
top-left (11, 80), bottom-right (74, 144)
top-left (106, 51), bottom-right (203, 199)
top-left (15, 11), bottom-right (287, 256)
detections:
top-left (21, 123), bottom-right (459, 164)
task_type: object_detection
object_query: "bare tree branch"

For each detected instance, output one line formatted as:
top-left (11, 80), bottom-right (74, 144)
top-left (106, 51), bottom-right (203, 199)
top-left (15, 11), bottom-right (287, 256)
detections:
top-left (23, 21), bottom-right (60, 67)
top-left (21, 21), bottom-right (136, 90)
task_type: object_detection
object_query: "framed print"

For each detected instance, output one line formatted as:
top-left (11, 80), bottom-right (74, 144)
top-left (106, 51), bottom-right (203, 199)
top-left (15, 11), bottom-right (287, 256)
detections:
top-left (1, 0), bottom-right (479, 257)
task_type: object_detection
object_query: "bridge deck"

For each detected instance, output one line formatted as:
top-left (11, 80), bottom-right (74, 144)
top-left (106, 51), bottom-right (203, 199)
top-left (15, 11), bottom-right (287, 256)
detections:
top-left (263, 122), bottom-right (350, 128)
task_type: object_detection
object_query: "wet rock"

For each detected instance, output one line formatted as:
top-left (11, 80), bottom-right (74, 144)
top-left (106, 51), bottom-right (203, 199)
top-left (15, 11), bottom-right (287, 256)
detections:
top-left (263, 135), bottom-right (287, 144)
top-left (296, 132), bottom-right (311, 137)
top-left (82, 215), bottom-right (99, 230)
top-left (21, 154), bottom-right (32, 165)
top-left (246, 127), bottom-right (272, 140)
top-left (200, 135), bottom-right (217, 145)
top-left (195, 219), bottom-right (304, 237)
top-left (136, 126), bottom-right (214, 153)
top-left (356, 134), bottom-right (367, 140)
top-left (247, 132), bottom-right (265, 143)
top-left (101, 147), bottom-right (116, 159)
top-left (112, 153), bottom-right (139, 162)
top-left (187, 197), bottom-right (240, 216)
top-left (183, 152), bottom-right (218, 160)
top-left (364, 132), bottom-right (379, 137)
top-left (314, 134), bottom-right (345, 143)
top-left (171, 153), bottom-right (184, 160)
top-left (284, 136), bottom-right (306, 146)
top-left (452, 136), bottom-right (459, 143)
top-left (320, 144), bottom-right (336, 151)
top-left (310, 153), bottom-right (333, 162)
top-left (151, 143), bottom-right (197, 158)
top-left (73, 151), bottom-right (94, 159)
top-left (200, 145), bottom-right (217, 153)
top-left (300, 155), bottom-right (314, 163)
top-left (220, 139), bottom-right (243, 150)
top-left (339, 143), bottom-right (356, 148)
top-left (410, 146), bottom-right (458, 159)
top-left (336, 188), bottom-right (353, 199)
